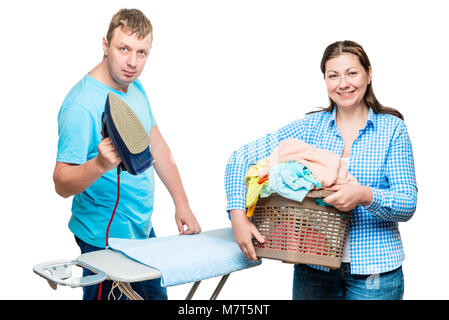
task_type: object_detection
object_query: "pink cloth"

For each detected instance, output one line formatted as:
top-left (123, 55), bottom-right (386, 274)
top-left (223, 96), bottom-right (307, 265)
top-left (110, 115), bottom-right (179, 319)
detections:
top-left (258, 138), bottom-right (358, 188)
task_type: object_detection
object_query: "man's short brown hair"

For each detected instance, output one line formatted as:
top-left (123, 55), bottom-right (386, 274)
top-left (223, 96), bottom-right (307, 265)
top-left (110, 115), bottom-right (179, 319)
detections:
top-left (106, 8), bottom-right (153, 44)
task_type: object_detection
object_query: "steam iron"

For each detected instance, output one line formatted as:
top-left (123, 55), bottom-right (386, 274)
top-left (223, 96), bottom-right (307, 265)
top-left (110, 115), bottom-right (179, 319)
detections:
top-left (101, 92), bottom-right (154, 175)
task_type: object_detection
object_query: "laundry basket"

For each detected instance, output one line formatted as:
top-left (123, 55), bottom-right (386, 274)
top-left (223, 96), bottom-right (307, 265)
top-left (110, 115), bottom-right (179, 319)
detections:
top-left (251, 190), bottom-right (351, 269)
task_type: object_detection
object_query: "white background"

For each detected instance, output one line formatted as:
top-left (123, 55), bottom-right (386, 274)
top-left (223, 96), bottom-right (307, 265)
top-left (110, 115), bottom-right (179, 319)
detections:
top-left (1, 0), bottom-right (448, 300)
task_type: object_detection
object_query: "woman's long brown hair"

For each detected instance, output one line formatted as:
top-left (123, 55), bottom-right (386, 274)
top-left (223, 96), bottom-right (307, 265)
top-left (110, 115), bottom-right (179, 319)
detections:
top-left (308, 40), bottom-right (404, 120)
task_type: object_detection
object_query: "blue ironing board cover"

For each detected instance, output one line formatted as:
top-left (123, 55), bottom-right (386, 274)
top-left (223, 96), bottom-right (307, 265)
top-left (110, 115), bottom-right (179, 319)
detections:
top-left (108, 228), bottom-right (262, 287)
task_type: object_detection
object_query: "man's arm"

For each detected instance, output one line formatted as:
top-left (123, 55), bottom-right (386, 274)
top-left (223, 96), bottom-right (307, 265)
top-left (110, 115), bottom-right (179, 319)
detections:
top-left (150, 125), bottom-right (201, 235)
top-left (53, 137), bottom-right (121, 198)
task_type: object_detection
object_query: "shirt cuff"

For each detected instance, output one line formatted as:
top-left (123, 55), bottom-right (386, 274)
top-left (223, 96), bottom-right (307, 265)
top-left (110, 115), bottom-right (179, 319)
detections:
top-left (226, 196), bottom-right (247, 213)
top-left (364, 187), bottom-right (382, 213)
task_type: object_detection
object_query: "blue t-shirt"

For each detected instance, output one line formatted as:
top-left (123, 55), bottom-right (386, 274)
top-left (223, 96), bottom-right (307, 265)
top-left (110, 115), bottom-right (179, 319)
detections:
top-left (57, 75), bottom-right (157, 248)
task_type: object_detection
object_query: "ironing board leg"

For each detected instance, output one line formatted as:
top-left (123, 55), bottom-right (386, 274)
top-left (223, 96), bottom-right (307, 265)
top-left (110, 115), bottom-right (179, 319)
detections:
top-left (116, 281), bottom-right (143, 300)
top-left (185, 281), bottom-right (201, 300)
top-left (210, 273), bottom-right (230, 300)
top-left (114, 274), bottom-right (230, 301)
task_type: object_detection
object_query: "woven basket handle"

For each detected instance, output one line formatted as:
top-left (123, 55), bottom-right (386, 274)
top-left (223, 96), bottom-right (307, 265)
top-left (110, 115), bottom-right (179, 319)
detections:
top-left (305, 190), bottom-right (334, 198)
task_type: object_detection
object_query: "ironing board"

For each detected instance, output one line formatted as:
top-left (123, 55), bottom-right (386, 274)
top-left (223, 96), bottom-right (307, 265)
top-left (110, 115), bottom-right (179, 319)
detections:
top-left (77, 249), bottom-right (162, 300)
top-left (34, 228), bottom-right (260, 300)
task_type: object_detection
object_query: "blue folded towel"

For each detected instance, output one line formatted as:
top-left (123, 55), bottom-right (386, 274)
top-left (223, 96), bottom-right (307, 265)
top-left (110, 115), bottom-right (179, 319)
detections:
top-left (262, 161), bottom-right (321, 202)
top-left (108, 228), bottom-right (262, 287)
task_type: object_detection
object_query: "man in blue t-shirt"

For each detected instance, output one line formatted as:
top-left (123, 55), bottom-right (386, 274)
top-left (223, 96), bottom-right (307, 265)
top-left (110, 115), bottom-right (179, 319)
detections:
top-left (54, 8), bottom-right (201, 300)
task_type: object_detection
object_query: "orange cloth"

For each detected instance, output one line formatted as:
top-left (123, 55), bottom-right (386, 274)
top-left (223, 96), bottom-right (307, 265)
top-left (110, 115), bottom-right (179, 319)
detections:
top-left (246, 202), bottom-right (257, 218)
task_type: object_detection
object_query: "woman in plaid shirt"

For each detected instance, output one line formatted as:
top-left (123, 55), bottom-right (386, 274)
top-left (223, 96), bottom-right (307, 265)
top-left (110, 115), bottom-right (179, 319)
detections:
top-left (224, 40), bottom-right (417, 300)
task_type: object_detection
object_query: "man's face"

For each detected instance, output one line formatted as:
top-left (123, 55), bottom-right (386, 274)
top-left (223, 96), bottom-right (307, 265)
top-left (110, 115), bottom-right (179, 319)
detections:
top-left (103, 27), bottom-right (152, 89)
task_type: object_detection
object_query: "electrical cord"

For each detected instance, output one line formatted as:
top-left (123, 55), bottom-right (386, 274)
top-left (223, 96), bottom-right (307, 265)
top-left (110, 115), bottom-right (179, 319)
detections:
top-left (98, 166), bottom-right (122, 300)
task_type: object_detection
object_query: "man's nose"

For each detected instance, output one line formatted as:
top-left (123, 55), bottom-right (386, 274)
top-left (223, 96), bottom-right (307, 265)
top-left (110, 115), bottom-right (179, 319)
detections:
top-left (127, 52), bottom-right (137, 68)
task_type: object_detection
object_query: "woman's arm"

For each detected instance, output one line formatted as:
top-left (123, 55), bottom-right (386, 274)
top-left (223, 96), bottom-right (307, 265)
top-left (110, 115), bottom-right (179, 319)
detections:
top-left (324, 121), bottom-right (417, 222)
top-left (225, 118), bottom-right (308, 260)
top-left (225, 118), bottom-right (308, 212)
top-left (364, 122), bottom-right (417, 222)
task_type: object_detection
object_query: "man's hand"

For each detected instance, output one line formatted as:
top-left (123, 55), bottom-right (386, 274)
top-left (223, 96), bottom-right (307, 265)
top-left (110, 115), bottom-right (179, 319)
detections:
top-left (96, 137), bottom-right (122, 173)
top-left (175, 204), bottom-right (201, 235)
top-left (53, 137), bottom-right (122, 198)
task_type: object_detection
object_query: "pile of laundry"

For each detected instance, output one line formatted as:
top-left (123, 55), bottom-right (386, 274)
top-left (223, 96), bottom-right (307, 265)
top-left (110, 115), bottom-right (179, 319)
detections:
top-left (245, 138), bottom-right (358, 217)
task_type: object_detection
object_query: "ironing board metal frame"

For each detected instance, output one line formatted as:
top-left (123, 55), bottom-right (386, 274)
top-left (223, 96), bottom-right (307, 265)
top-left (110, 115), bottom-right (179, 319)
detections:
top-left (75, 249), bottom-right (231, 300)
top-left (34, 228), bottom-right (244, 300)
top-left (34, 249), bottom-right (231, 300)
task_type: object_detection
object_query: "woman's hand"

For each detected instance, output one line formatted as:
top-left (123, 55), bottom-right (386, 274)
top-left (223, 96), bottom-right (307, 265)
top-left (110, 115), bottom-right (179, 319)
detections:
top-left (323, 184), bottom-right (373, 212)
top-left (230, 210), bottom-right (265, 261)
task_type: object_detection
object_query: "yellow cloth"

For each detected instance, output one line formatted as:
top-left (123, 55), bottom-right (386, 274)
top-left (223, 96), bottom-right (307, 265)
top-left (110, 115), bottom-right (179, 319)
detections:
top-left (245, 158), bottom-right (269, 178)
top-left (245, 159), bottom-right (269, 217)
top-left (245, 176), bottom-right (268, 207)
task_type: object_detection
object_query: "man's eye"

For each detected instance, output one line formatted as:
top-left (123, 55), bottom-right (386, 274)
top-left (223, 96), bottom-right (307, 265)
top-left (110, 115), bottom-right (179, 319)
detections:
top-left (139, 50), bottom-right (147, 55)
top-left (120, 47), bottom-right (128, 52)
top-left (349, 71), bottom-right (357, 76)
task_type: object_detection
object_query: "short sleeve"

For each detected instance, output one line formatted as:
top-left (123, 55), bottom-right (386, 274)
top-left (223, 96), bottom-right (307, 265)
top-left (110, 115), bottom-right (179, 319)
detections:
top-left (148, 100), bottom-right (156, 128)
top-left (56, 103), bottom-right (94, 164)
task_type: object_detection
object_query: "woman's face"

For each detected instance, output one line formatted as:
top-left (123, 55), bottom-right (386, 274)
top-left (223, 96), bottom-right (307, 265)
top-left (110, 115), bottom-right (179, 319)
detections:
top-left (324, 53), bottom-right (372, 110)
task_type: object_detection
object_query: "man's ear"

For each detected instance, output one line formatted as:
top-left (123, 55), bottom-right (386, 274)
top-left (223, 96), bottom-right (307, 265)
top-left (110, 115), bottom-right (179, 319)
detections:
top-left (102, 36), bottom-right (109, 56)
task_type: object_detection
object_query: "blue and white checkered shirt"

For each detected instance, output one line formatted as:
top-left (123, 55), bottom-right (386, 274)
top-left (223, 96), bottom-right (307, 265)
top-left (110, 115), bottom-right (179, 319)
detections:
top-left (224, 107), bottom-right (417, 274)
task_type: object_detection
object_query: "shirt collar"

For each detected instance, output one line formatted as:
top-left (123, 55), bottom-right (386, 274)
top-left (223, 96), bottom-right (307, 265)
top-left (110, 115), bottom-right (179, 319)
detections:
top-left (328, 105), bottom-right (377, 130)
top-left (366, 106), bottom-right (376, 129)
top-left (329, 105), bottom-right (337, 129)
